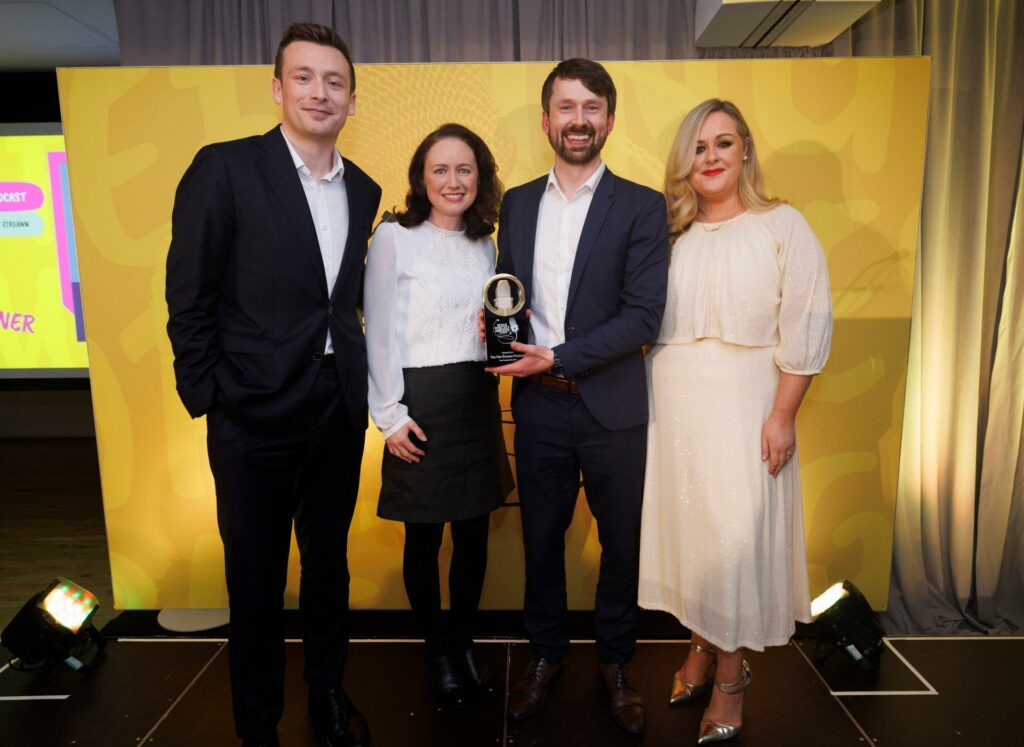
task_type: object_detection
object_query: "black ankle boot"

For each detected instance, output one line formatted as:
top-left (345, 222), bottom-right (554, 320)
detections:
top-left (426, 653), bottom-right (467, 710)
top-left (452, 645), bottom-right (497, 700)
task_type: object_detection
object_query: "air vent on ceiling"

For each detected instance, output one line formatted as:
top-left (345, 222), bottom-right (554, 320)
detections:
top-left (695, 0), bottom-right (880, 48)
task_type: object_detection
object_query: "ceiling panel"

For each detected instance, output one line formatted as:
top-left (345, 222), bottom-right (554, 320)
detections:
top-left (0, 0), bottom-right (118, 70)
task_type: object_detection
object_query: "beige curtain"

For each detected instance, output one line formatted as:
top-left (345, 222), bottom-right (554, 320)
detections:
top-left (836, 0), bottom-right (1024, 633)
top-left (976, 134), bottom-right (1024, 628)
top-left (111, 0), bottom-right (1024, 632)
top-left (113, 0), bottom-right (829, 64)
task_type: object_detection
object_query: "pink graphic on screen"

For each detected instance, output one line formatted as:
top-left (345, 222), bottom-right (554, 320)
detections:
top-left (47, 151), bottom-right (84, 341)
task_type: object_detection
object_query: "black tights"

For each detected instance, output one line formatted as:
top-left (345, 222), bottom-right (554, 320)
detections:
top-left (403, 513), bottom-right (490, 656)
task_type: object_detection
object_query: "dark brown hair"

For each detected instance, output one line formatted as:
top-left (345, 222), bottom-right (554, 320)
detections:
top-left (273, 23), bottom-right (356, 92)
top-left (541, 58), bottom-right (617, 115)
top-left (396, 123), bottom-right (503, 240)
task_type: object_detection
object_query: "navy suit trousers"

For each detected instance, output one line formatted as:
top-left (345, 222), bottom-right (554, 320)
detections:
top-left (206, 359), bottom-right (364, 738)
top-left (513, 380), bottom-right (646, 665)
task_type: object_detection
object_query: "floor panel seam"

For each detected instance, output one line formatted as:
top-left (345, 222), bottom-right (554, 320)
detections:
top-left (886, 635), bottom-right (1024, 641)
top-left (501, 641), bottom-right (510, 746)
top-left (117, 637), bottom-right (226, 643)
top-left (136, 640), bottom-right (226, 744)
top-left (881, 638), bottom-right (938, 694)
top-left (0, 694), bottom-right (70, 701)
top-left (791, 640), bottom-right (876, 744)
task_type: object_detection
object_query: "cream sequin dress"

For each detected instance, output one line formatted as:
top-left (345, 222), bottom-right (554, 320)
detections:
top-left (637, 204), bottom-right (833, 652)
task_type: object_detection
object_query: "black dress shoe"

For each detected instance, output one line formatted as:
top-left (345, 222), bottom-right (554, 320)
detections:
top-left (426, 653), bottom-right (468, 710)
top-left (599, 661), bottom-right (646, 735)
top-left (452, 645), bottom-right (497, 700)
top-left (507, 656), bottom-right (563, 721)
top-left (309, 686), bottom-right (371, 747)
top-left (240, 732), bottom-right (279, 747)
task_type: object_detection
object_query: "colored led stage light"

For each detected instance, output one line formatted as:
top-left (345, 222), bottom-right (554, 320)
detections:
top-left (1, 577), bottom-right (106, 671)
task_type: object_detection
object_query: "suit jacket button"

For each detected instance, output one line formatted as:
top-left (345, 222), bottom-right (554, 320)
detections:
top-left (328, 304), bottom-right (333, 314)
top-left (312, 352), bottom-right (323, 361)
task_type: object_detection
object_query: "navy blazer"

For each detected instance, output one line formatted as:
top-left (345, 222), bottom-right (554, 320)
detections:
top-left (166, 126), bottom-right (382, 431)
top-left (497, 168), bottom-right (668, 431)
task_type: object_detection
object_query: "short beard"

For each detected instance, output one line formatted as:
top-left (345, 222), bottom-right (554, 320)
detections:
top-left (550, 124), bottom-right (607, 165)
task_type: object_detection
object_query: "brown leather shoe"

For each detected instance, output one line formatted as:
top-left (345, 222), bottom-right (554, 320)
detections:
top-left (600, 661), bottom-right (646, 735)
top-left (506, 656), bottom-right (563, 721)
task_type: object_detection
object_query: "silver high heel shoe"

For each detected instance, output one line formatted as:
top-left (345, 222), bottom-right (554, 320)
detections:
top-left (669, 642), bottom-right (718, 706)
top-left (696, 660), bottom-right (751, 744)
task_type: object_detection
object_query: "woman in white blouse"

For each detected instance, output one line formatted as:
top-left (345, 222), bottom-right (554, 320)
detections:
top-left (364, 123), bottom-right (512, 710)
top-left (638, 100), bottom-right (832, 744)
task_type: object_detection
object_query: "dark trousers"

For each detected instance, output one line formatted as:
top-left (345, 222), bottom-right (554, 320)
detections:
top-left (206, 361), bottom-right (364, 739)
top-left (403, 514), bottom-right (490, 656)
top-left (513, 381), bottom-right (646, 665)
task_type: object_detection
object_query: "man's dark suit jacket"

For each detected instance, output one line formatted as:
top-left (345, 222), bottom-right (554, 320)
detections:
top-left (166, 126), bottom-right (382, 431)
top-left (496, 168), bottom-right (668, 430)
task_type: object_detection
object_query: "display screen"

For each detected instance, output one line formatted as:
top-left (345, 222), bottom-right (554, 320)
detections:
top-left (0, 124), bottom-right (88, 377)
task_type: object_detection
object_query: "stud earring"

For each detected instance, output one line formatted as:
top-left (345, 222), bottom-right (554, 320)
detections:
top-left (743, 155), bottom-right (748, 161)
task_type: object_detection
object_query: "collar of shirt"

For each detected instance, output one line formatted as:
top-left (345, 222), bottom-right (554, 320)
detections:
top-left (280, 129), bottom-right (345, 182)
top-left (545, 160), bottom-right (606, 202)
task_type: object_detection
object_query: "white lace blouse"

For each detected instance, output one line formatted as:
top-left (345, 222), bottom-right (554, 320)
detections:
top-left (657, 203), bottom-right (832, 375)
top-left (364, 220), bottom-right (495, 438)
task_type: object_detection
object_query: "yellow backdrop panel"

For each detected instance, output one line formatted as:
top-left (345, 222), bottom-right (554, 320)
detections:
top-left (56, 58), bottom-right (929, 611)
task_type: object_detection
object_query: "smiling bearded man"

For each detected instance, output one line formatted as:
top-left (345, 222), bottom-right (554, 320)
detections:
top-left (485, 58), bottom-right (669, 735)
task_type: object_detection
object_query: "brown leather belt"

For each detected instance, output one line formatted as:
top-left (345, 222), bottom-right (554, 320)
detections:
top-left (529, 373), bottom-right (579, 394)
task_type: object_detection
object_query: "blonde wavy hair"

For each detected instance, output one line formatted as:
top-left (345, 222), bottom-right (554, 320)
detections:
top-left (664, 99), bottom-right (778, 243)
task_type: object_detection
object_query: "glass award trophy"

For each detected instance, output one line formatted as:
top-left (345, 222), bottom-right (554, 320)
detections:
top-left (483, 273), bottom-right (528, 365)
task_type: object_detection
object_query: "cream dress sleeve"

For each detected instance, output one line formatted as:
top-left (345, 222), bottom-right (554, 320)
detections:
top-left (763, 204), bottom-right (833, 374)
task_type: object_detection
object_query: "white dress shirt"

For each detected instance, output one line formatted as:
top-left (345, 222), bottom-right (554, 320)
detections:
top-left (281, 130), bottom-right (349, 354)
top-left (530, 161), bottom-right (606, 349)
top-left (364, 221), bottom-right (495, 438)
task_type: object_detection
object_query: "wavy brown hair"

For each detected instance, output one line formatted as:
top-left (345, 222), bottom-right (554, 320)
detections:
top-left (396, 123), bottom-right (503, 240)
top-left (664, 99), bottom-right (778, 243)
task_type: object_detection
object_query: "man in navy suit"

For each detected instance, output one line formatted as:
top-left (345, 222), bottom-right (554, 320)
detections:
top-left (488, 58), bottom-right (668, 734)
top-left (166, 23), bottom-right (381, 747)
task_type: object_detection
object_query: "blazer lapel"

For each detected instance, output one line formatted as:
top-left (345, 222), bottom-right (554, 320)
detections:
top-left (333, 162), bottom-right (366, 301)
top-left (566, 168), bottom-right (615, 307)
top-left (256, 127), bottom-right (327, 293)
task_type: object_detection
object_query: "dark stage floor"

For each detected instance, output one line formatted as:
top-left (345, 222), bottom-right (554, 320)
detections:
top-left (1, 633), bottom-right (1022, 746)
top-left (1, 439), bottom-right (1020, 746)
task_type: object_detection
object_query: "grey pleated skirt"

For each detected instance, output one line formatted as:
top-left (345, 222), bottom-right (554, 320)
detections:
top-left (377, 361), bottom-right (514, 523)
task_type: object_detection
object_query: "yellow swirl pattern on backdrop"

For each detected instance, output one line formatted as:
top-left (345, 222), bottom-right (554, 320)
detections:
top-left (57, 58), bottom-right (930, 611)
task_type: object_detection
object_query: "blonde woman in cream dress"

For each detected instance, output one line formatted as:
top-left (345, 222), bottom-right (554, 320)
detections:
top-left (638, 99), bottom-right (832, 744)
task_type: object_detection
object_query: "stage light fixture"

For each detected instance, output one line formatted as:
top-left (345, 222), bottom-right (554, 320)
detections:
top-left (811, 579), bottom-right (884, 670)
top-left (1, 577), bottom-right (106, 671)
